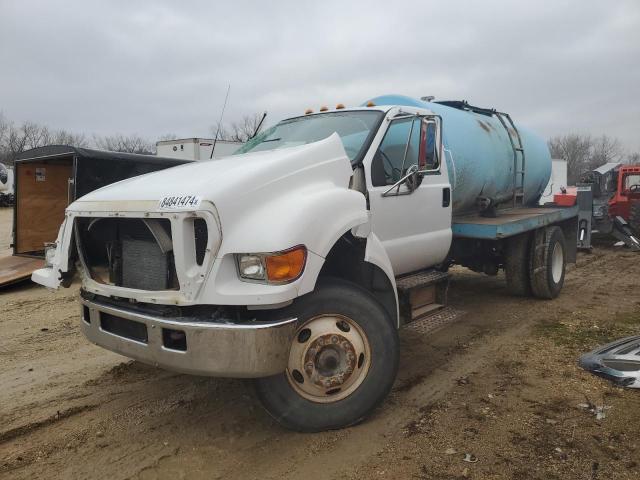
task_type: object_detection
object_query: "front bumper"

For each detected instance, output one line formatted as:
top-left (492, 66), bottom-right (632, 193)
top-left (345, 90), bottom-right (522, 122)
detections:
top-left (80, 297), bottom-right (298, 378)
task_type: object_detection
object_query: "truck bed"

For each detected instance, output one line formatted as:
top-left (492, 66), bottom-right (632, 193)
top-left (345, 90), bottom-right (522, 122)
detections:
top-left (452, 206), bottom-right (578, 240)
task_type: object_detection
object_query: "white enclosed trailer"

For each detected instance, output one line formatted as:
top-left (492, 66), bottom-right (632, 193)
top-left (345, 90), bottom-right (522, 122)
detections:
top-left (0, 163), bottom-right (14, 195)
top-left (539, 159), bottom-right (568, 204)
top-left (156, 138), bottom-right (242, 161)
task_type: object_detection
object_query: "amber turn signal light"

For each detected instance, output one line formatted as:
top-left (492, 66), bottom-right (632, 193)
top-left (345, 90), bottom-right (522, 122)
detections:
top-left (265, 245), bottom-right (307, 283)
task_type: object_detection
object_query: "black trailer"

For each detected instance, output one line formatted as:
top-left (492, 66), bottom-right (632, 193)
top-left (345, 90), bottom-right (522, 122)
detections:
top-left (1, 145), bottom-right (189, 287)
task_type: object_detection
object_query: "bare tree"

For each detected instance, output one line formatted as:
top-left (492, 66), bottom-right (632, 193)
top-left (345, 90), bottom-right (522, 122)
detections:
top-left (548, 134), bottom-right (593, 184)
top-left (157, 133), bottom-right (178, 142)
top-left (52, 129), bottom-right (88, 148)
top-left (0, 115), bottom-right (89, 165)
top-left (628, 152), bottom-right (640, 164)
top-left (210, 112), bottom-right (266, 143)
top-left (588, 135), bottom-right (623, 170)
top-left (548, 133), bottom-right (627, 183)
top-left (94, 134), bottom-right (154, 154)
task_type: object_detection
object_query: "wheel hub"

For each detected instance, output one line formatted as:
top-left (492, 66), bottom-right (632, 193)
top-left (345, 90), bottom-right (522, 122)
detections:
top-left (287, 315), bottom-right (371, 403)
top-left (305, 334), bottom-right (356, 388)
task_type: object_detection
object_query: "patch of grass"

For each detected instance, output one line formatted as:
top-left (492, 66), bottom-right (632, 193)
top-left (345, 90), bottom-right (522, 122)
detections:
top-left (615, 311), bottom-right (640, 327)
top-left (535, 311), bottom-right (639, 351)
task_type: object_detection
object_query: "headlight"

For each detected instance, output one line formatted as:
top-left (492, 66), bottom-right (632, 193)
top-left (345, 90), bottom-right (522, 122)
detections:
top-left (236, 245), bottom-right (307, 284)
top-left (237, 254), bottom-right (266, 280)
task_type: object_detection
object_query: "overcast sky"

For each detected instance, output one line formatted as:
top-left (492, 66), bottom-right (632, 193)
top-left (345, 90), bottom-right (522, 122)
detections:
top-left (1, 0), bottom-right (639, 152)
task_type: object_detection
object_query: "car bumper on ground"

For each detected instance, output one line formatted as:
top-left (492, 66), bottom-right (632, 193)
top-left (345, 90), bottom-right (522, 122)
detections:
top-left (80, 297), bottom-right (298, 378)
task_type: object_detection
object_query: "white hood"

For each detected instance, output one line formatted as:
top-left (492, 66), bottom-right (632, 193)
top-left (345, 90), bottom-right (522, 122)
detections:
top-left (74, 133), bottom-right (352, 208)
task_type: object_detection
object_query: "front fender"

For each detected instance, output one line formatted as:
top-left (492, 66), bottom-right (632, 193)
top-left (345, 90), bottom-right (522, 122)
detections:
top-left (31, 213), bottom-right (75, 289)
top-left (363, 232), bottom-right (399, 327)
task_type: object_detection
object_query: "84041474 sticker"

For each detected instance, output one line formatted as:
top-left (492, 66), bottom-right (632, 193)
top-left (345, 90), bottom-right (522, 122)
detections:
top-left (158, 194), bottom-right (202, 210)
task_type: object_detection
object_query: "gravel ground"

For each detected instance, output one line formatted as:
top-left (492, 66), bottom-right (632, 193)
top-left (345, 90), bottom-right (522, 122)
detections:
top-left (1, 207), bottom-right (639, 479)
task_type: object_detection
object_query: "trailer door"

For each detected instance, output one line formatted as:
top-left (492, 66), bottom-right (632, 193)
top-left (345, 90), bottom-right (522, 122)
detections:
top-left (15, 160), bottom-right (73, 255)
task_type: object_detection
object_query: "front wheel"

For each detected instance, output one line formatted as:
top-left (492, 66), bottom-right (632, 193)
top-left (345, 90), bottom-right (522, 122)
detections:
top-left (254, 278), bottom-right (399, 432)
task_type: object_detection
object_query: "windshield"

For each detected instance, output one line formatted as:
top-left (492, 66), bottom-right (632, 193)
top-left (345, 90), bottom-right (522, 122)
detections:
top-left (624, 173), bottom-right (640, 192)
top-left (235, 110), bottom-right (384, 164)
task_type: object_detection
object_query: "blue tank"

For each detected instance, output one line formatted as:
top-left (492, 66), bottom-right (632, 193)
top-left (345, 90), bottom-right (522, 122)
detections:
top-left (366, 95), bottom-right (551, 215)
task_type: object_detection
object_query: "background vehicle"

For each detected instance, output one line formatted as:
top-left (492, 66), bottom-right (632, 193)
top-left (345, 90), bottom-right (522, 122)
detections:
top-left (156, 138), bottom-right (242, 161)
top-left (33, 95), bottom-right (578, 431)
top-left (0, 162), bottom-right (14, 207)
top-left (0, 146), bottom-right (189, 287)
top-left (555, 162), bottom-right (640, 250)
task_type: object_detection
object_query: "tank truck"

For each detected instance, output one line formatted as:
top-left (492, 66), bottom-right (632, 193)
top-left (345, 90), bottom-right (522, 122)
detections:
top-left (33, 95), bottom-right (578, 431)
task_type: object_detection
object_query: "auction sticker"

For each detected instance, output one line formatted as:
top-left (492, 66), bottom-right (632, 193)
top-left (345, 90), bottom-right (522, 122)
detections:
top-left (35, 167), bottom-right (46, 182)
top-left (158, 194), bottom-right (202, 210)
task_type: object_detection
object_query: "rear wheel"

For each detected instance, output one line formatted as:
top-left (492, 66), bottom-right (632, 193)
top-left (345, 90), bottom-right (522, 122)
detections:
top-left (629, 200), bottom-right (640, 235)
top-left (504, 232), bottom-right (531, 296)
top-left (254, 278), bottom-right (399, 432)
top-left (529, 226), bottom-right (566, 299)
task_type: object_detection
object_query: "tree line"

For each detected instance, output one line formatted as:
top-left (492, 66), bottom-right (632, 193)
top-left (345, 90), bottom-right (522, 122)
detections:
top-left (2, 111), bottom-right (638, 183)
top-left (548, 134), bottom-right (640, 184)
top-left (0, 112), bottom-right (264, 166)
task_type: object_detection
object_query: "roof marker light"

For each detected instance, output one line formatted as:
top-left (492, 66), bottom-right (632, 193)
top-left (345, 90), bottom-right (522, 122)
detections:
top-left (335, 103), bottom-right (345, 109)
top-left (366, 101), bottom-right (376, 107)
top-left (319, 106), bottom-right (328, 112)
top-left (304, 108), bottom-right (313, 115)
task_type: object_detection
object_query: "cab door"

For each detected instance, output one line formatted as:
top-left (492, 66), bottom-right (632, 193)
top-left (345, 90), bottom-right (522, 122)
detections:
top-left (366, 113), bottom-right (452, 276)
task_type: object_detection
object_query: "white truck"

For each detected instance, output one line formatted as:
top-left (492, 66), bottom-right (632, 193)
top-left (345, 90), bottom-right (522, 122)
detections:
top-left (34, 95), bottom-right (578, 431)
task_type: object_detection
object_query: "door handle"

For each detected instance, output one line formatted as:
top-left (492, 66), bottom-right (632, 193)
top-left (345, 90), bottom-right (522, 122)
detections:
top-left (442, 187), bottom-right (451, 207)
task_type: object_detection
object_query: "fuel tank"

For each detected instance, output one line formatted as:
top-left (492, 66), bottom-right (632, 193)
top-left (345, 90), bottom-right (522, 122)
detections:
top-left (366, 95), bottom-right (551, 215)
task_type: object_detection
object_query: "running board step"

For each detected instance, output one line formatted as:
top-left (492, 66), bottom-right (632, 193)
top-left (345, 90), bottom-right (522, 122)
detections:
top-left (403, 306), bottom-right (465, 335)
top-left (396, 269), bottom-right (450, 325)
top-left (396, 270), bottom-right (449, 290)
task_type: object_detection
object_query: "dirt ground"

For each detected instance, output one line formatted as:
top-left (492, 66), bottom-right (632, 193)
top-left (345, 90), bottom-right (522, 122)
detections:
top-left (1, 206), bottom-right (639, 480)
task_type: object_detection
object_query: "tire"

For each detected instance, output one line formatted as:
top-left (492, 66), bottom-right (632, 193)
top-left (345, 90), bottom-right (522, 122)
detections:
top-left (504, 232), bottom-right (531, 296)
top-left (529, 226), bottom-right (566, 299)
top-left (254, 278), bottom-right (399, 432)
top-left (630, 200), bottom-right (640, 235)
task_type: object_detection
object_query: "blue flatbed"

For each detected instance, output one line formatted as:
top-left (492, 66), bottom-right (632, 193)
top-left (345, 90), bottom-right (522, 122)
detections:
top-left (452, 206), bottom-right (578, 240)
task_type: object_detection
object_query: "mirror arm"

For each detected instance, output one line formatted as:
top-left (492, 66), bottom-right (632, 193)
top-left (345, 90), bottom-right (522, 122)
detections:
top-left (381, 165), bottom-right (419, 197)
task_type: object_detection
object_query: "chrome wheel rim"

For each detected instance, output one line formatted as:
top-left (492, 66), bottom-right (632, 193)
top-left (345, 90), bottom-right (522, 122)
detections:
top-left (286, 314), bottom-right (371, 403)
top-left (551, 242), bottom-right (564, 284)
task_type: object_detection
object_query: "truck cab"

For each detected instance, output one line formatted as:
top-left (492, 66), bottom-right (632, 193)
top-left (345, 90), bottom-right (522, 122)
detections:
top-left (33, 97), bottom-right (575, 431)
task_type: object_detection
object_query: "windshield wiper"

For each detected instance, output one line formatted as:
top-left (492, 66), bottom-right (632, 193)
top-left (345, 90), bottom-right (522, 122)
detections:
top-left (261, 137), bottom-right (282, 143)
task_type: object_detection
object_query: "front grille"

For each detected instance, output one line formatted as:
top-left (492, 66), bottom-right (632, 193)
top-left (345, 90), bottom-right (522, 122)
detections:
top-left (76, 217), bottom-right (179, 291)
top-left (194, 218), bottom-right (208, 266)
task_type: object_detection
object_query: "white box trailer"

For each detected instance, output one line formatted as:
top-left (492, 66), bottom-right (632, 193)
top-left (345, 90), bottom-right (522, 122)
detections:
top-left (540, 159), bottom-right (568, 204)
top-left (156, 138), bottom-right (242, 161)
top-left (0, 163), bottom-right (14, 207)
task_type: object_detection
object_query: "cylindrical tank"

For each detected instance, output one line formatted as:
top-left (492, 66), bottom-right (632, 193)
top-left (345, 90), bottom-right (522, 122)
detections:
top-left (366, 95), bottom-right (551, 214)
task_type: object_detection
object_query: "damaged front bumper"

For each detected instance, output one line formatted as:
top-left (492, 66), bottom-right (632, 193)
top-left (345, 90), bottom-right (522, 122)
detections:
top-left (80, 296), bottom-right (298, 378)
top-left (579, 335), bottom-right (640, 389)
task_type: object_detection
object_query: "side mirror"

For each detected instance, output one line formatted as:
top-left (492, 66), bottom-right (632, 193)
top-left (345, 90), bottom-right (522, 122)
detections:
top-left (381, 164), bottom-right (421, 197)
top-left (419, 118), bottom-right (439, 171)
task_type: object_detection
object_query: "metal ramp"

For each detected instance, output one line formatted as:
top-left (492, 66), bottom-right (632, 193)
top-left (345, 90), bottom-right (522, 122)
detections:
top-left (612, 216), bottom-right (640, 251)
